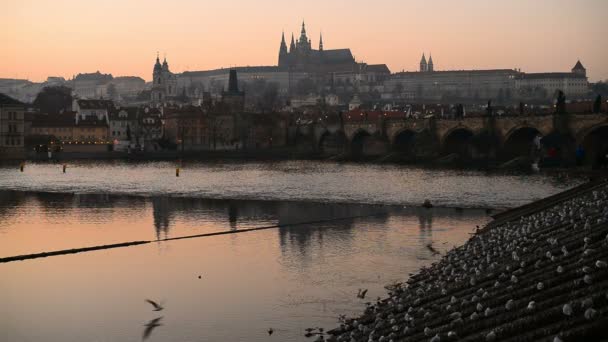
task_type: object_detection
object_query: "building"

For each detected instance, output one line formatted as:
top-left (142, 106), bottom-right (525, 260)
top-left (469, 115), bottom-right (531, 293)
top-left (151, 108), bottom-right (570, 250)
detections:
top-left (151, 54), bottom-right (178, 103)
top-left (72, 71), bottom-right (113, 99)
top-left (516, 60), bottom-right (589, 99)
top-left (30, 113), bottom-right (75, 142)
top-left (164, 106), bottom-right (209, 150)
top-left (383, 55), bottom-right (590, 103)
top-left (111, 76), bottom-right (146, 99)
top-left (72, 117), bottom-right (109, 143)
top-left (161, 22), bottom-right (389, 103)
top-left (0, 93), bottom-right (25, 159)
top-left (278, 22), bottom-right (360, 74)
top-left (73, 99), bottom-right (114, 123)
top-left (138, 108), bottom-right (163, 148)
top-left (109, 107), bottom-right (139, 142)
top-left (222, 70), bottom-right (245, 112)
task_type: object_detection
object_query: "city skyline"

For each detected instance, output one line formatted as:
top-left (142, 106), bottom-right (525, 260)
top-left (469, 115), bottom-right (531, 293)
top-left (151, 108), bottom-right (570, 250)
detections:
top-left (1, 0), bottom-right (607, 82)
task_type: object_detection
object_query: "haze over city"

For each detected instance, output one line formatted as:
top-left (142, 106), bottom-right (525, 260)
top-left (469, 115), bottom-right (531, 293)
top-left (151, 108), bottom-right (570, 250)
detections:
top-left (2, 0), bottom-right (607, 82)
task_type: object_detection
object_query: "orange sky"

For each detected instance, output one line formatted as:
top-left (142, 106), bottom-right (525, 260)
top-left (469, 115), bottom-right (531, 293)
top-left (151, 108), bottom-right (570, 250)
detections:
top-left (1, 0), bottom-right (607, 82)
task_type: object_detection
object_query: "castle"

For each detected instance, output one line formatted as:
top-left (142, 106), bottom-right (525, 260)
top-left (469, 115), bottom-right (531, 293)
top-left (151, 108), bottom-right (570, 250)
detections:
top-left (277, 21), bottom-right (359, 73)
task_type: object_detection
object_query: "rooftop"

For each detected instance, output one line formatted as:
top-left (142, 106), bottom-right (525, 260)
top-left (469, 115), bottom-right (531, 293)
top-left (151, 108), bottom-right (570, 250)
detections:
top-left (0, 93), bottom-right (24, 107)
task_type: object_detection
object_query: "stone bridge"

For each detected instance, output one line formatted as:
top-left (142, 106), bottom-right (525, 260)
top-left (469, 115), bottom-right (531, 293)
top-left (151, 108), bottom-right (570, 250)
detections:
top-left (299, 113), bottom-right (608, 162)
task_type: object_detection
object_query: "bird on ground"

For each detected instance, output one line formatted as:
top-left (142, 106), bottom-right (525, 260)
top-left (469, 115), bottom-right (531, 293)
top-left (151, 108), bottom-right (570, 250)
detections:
top-left (145, 299), bottom-right (164, 311)
top-left (426, 242), bottom-right (441, 256)
top-left (142, 316), bottom-right (163, 341)
top-left (357, 289), bottom-right (368, 299)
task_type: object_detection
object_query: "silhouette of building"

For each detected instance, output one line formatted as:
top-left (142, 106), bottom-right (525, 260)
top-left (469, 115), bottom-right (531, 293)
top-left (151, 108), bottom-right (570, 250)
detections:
top-left (0, 93), bottom-right (25, 159)
top-left (221, 70), bottom-right (245, 112)
top-left (151, 54), bottom-right (178, 104)
top-left (277, 21), bottom-right (360, 74)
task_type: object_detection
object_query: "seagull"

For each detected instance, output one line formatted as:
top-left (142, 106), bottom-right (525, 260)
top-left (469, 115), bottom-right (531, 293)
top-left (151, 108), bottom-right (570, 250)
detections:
top-left (142, 316), bottom-right (163, 341)
top-left (145, 299), bottom-right (164, 311)
top-left (357, 289), bottom-right (368, 299)
top-left (426, 242), bottom-right (441, 256)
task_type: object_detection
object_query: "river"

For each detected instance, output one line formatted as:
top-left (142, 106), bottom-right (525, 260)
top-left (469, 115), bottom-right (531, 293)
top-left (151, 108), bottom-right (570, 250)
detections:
top-left (0, 161), bottom-right (581, 341)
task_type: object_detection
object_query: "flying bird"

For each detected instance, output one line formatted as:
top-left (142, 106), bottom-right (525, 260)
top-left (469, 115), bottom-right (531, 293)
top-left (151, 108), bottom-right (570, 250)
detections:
top-left (145, 299), bottom-right (164, 311)
top-left (142, 316), bottom-right (163, 341)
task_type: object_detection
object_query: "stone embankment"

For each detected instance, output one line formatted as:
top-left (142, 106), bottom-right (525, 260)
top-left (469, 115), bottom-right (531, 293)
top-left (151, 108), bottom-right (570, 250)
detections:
top-left (328, 179), bottom-right (608, 342)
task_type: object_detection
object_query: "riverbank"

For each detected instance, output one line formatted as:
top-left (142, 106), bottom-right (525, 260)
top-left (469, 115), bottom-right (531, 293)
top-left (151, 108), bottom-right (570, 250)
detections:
top-left (327, 178), bottom-right (608, 341)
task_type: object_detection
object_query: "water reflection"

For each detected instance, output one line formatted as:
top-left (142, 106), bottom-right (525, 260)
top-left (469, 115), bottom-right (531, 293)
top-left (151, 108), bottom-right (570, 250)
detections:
top-left (0, 190), bottom-right (491, 342)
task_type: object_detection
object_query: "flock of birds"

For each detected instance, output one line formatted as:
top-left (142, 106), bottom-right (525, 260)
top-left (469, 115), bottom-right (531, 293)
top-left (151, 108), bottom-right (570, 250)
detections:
top-left (327, 184), bottom-right (608, 341)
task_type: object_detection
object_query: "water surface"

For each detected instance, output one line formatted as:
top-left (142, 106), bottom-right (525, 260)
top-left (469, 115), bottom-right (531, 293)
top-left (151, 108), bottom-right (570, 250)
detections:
top-left (0, 192), bottom-right (488, 341)
top-left (0, 160), bottom-right (581, 208)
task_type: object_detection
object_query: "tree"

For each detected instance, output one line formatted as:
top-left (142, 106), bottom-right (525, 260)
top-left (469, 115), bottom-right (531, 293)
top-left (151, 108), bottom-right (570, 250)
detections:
top-left (486, 100), bottom-right (493, 116)
top-left (591, 81), bottom-right (608, 97)
top-left (33, 86), bottom-right (73, 114)
top-left (126, 124), bottom-right (132, 141)
top-left (555, 90), bottom-right (566, 115)
top-left (593, 94), bottom-right (602, 113)
top-left (260, 82), bottom-right (279, 112)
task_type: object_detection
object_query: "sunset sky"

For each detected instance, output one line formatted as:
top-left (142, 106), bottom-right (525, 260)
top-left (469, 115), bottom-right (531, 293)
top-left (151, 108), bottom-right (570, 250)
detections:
top-left (1, 0), bottom-right (607, 82)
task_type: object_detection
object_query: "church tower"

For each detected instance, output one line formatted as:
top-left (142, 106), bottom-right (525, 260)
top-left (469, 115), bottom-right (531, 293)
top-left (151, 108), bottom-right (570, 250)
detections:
top-left (428, 54), bottom-right (434, 72)
top-left (151, 54), bottom-right (177, 104)
top-left (278, 31), bottom-right (288, 67)
top-left (289, 33), bottom-right (296, 52)
top-left (319, 32), bottom-right (324, 51)
top-left (298, 21), bottom-right (311, 51)
top-left (151, 53), bottom-right (164, 103)
top-left (420, 53), bottom-right (428, 72)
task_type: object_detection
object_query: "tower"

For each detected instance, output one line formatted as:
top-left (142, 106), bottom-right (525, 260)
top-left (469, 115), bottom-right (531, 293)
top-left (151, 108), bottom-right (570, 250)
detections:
top-left (420, 53), bottom-right (428, 72)
top-left (222, 69), bottom-right (245, 112)
top-left (278, 31), bottom-right (288, 67)
top-left (151, 53), bottom-right (177, 104)
top-left (151, 53), bottom-right (164, 102)
top-left (319, 32), bottom-right (323, 51)
top-left (428, 54), bottom-right (434, 72)
top-left (572, 60), bottom-right (586, 77)
top-left (289, 33), bottom-right (296, 52)
top-left (298, 21), bottom-right (311, 51)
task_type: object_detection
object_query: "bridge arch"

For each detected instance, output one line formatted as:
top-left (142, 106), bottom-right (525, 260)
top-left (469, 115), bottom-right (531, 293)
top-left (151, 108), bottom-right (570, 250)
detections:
top-left (578, 123), bottom-right (608, 166)
top-left (392, 129), bottom-right (418, 155)
top-left (350, 129), bottom-right (388, 158)
top-left (541, 130), bottom-right (577, 164)
top-left (318, 130), bottom-right (347, 155)
top-left (441, 127), bottom-right (475, 158)
top-left (502, 125), bottom-right (542, 160)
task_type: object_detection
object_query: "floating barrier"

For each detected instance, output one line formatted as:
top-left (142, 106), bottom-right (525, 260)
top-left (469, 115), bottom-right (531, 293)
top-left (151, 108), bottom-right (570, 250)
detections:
top-left (0, 213), bottom-right (387, 263)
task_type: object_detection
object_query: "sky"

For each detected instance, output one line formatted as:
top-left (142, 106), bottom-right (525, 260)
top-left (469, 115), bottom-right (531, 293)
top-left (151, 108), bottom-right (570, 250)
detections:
top-left (1, 0), bottom-right (607, 82)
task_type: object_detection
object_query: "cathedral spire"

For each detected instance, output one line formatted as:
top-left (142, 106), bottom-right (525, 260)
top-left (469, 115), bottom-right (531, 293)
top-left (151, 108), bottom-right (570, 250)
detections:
top-left (290, 33), bottom-right (296, 52)
top-left (420, 53), bottom-right (428, 72)
top-left (428, 53), bottom-right (434, 72)
top-left (279, 31), bottom-right (288, 54)
top-left (319, 32), bottom-right (323, 51)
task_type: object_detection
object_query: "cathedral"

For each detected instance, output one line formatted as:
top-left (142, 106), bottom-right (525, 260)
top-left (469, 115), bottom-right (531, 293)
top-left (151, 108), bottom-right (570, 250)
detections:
top-left (278, 21), bottom-right (359, 73)
top-left (151, 54), bottom-right (177, 103)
